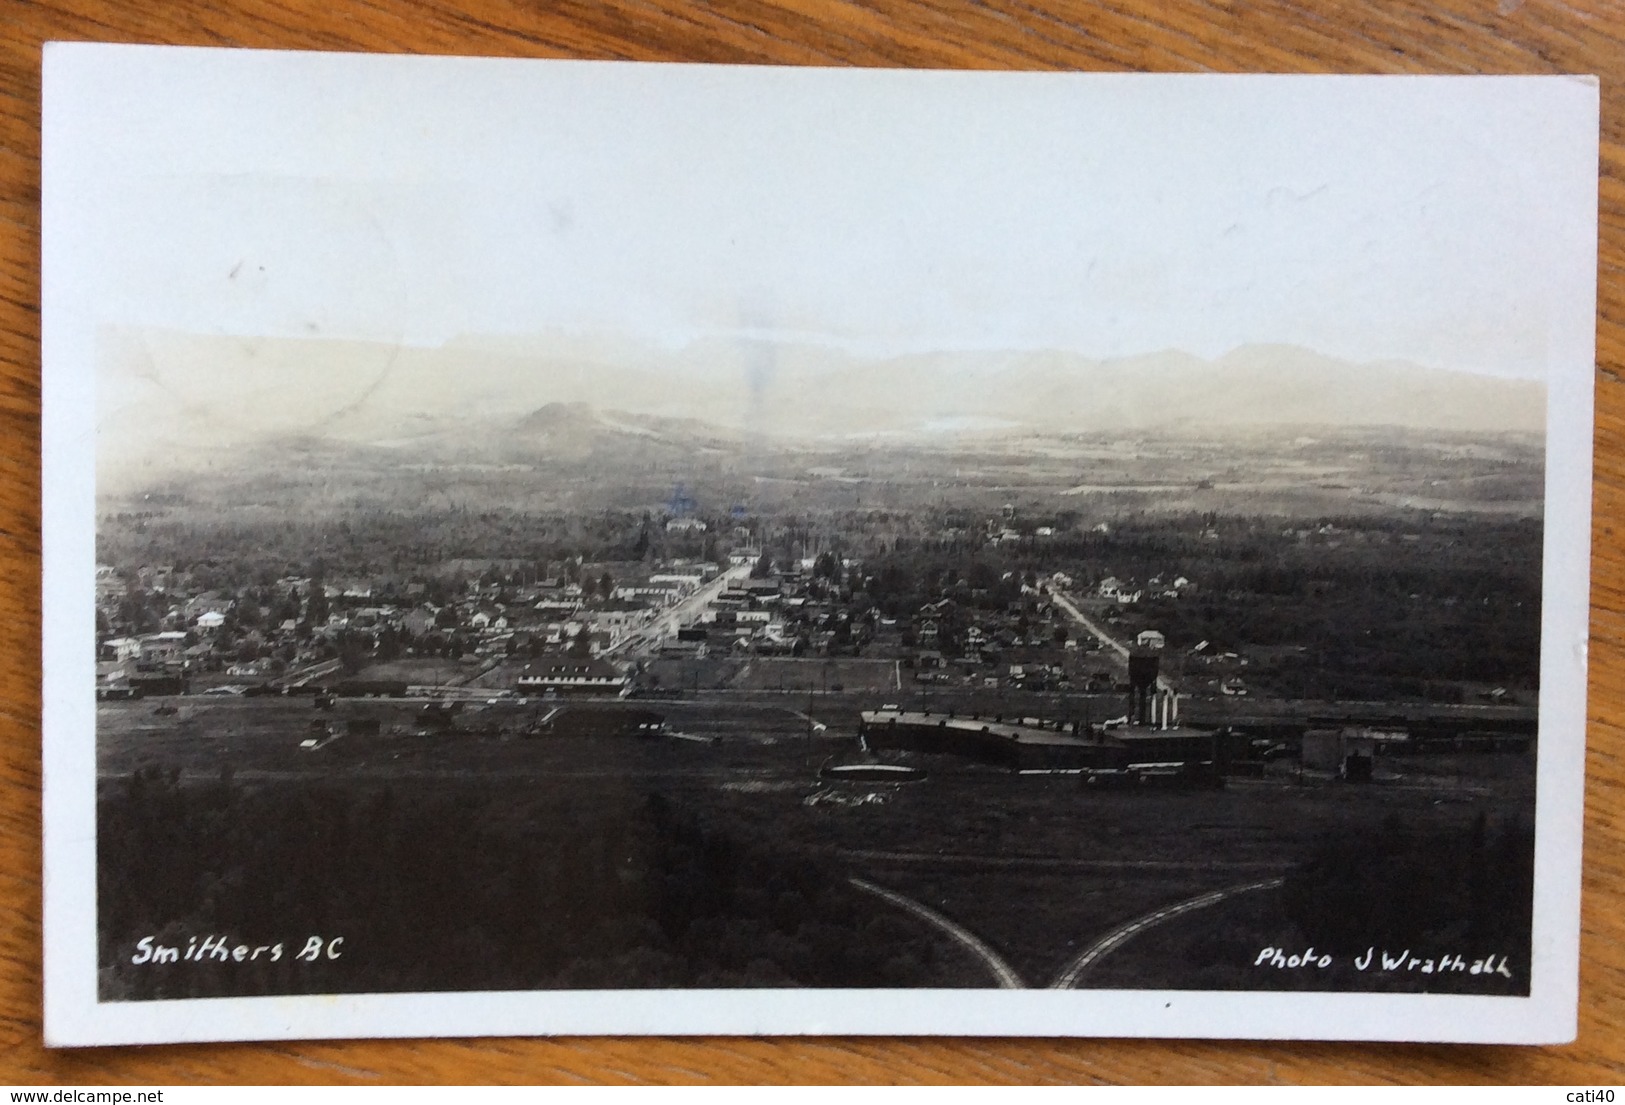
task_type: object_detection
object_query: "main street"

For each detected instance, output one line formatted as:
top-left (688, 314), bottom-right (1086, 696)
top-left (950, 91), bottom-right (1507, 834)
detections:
top-left (610, 563), bottom-right (752, 660)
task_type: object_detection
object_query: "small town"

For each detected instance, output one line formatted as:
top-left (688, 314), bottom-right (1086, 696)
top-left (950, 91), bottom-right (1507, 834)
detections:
top-left (95, 500), bottom-right (1529, 717)
top-left (95, 508), bottom-right (1210, 705)
top-left (93, 443), bottom-right (1544, 1000)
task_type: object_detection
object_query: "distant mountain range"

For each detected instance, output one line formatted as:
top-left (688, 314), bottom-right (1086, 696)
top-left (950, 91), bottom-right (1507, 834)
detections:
top-left (96, 328), bottom-right (1545, 486)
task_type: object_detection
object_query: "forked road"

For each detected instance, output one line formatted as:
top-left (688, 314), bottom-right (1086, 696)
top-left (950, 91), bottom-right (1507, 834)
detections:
top-left (1049, 876), bottom-right (1286, 989)
top-left (851, 873), bottom-right (1285, 989)
top-left (848, 877), bottom-right (1025, 989)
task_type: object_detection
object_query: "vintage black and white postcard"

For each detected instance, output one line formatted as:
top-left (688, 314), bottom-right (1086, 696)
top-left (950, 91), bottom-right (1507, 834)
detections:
top-left (41, 45), bottom-right (1598, 1044)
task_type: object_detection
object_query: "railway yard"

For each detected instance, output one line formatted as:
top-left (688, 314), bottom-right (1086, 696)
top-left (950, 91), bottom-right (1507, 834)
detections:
top-left (97, 687), bottom-right (1536, 997)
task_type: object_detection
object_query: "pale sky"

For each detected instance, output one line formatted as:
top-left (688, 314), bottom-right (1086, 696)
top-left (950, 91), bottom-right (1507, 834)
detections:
top-left (46, 47), bottom-right (1599, 380)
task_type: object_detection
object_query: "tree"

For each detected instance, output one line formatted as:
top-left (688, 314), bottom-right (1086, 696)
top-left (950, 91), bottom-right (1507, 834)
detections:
top-left (274, 588), bottom-right (301, 626)
top-left (336, 630), bottom-right (371, 675)
top-left (599, 572), bottom-right (615, 598)
top-left (306, 584), bottom-right (330, 627)
top-left (751, 552), bottom-right (773, 579)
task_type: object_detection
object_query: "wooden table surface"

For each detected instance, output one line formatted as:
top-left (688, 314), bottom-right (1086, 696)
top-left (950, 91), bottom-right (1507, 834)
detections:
top-left (2, 0), bottom-right (1622, 1086)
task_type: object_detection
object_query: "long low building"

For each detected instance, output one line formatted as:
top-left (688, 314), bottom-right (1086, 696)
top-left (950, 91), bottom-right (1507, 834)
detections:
top-left (858, 708), bottom-right (1236, 771)
top-left (515, 658), bottom-right (628, 695)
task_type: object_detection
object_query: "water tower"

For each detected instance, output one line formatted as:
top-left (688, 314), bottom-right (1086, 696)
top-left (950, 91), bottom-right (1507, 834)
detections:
top-left (1128, 648), bottom-right (1161, 727)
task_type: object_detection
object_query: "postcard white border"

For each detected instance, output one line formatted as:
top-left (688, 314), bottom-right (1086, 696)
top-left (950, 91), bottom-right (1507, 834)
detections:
top-left (40, 45), bottom-right (1598, 1046)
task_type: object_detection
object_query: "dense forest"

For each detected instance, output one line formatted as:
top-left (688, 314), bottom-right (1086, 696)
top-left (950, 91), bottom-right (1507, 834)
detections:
top-left (98, 770), bottom-right (978, 998)
top-left (1085, 810), bottom-right (1534, 995)
top-left (96, 506), bottom-right (689, 582)
top-left (1283, 811), bottom-right (1534, 973)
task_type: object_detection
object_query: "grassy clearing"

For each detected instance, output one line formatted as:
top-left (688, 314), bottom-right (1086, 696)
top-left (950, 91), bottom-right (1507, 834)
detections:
top-left (730, 658), bottom-right (901, 693)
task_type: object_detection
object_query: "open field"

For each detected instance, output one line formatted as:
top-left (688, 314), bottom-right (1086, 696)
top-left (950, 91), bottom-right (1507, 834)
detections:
top-left (351, 658), bottom-right (481, 685)
top-left (97, 426), bottom-right (1546, 572)
top-left (97, 695), bottom-right (1534, 997)
top-left (728, 657), bottom-right (903, 694)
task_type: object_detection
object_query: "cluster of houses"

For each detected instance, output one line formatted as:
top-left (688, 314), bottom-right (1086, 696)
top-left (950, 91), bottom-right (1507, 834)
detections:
top-left (656, 559), bottom-right (844, 659)
top-left (636, 554), bottom-right (1213, 697)
top-left (983, 503), bottom-right (1062, 547)
top-left (908, 583), bottom-right (1084, 693)
top-left (94, 539), bottom-right (1209, 701)
top-left (1095, 574), bottom-right (1194, 605)
top-left (93, 557), bottom-right (726, 698)
top-left (660, 562), bottom-right (1117, 694)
